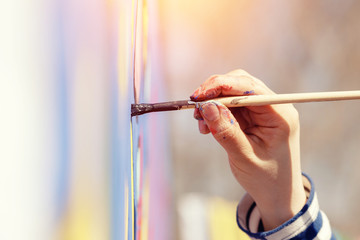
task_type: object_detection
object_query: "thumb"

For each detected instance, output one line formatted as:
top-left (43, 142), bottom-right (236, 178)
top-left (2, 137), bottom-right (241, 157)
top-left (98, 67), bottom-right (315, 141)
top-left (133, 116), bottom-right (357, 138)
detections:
top-left (199, 101), bottom-right (251, 156)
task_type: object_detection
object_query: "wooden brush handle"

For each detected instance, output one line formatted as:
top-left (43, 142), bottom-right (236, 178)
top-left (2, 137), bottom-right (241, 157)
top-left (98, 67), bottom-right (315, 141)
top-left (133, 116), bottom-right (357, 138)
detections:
top-left (213, 90), bottom-right (360, 107)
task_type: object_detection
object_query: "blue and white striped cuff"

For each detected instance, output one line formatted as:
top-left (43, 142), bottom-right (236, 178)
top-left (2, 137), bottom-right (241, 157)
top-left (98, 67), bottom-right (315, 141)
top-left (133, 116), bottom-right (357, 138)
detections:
top-left (236, 173), bottom-right (335, 240)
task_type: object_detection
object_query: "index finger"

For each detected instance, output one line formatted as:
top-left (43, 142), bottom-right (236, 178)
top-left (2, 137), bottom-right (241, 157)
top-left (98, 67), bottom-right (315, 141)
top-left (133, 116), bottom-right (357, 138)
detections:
top-left (190, 73), bottom-right (274, 101)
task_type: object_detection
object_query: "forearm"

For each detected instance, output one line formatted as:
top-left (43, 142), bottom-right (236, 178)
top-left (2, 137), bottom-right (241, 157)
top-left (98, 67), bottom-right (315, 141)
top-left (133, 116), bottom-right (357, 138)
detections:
top-left (230, 127), bottom-right (306, 231)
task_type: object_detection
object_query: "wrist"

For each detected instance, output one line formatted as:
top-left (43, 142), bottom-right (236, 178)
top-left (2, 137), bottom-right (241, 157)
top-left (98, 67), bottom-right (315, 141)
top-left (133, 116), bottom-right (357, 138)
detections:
top-left (236, 174), bottom-right (327, 238)
top-left (259, 194), bottom-right (306, 231)
top-left (255, 174), bottom-right (307, 231)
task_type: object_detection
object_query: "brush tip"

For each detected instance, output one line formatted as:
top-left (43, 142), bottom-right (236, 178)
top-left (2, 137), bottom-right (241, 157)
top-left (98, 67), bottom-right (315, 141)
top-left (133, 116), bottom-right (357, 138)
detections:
top-left (131, 103), bottom-right (155, 116)
top-left (131, 104), bottom-right (146, 117)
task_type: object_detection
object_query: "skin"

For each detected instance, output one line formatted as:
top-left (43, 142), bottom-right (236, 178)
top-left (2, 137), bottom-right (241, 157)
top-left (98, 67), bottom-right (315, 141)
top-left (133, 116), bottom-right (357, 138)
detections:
top-left (191, 69), bottom-right (307, 231)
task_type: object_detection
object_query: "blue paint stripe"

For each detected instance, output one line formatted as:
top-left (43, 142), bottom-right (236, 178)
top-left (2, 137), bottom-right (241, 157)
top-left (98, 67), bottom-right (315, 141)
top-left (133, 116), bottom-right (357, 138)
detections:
top-left (330, 233), bottom-right (337, 240)
top-left (54, 0), bottom-right (70, 221)
top-left (110, 75), bottom-right (122, 240)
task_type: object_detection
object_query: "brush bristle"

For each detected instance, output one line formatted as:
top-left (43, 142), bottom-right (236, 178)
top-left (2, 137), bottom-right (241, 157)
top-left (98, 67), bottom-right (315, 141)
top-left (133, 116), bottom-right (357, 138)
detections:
top-left (131, 103), bottom-right (154, 116)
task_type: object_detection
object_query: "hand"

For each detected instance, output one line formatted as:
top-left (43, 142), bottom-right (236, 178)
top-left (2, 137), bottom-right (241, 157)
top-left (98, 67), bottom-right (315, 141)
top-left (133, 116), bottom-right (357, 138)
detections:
top-left (191, 69), bottom-right (307, 231)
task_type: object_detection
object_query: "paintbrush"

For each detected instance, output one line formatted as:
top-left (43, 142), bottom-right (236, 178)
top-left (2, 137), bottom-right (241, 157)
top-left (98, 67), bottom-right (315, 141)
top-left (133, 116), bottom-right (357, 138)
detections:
top-left (131, 90), bottom-right (360, 116)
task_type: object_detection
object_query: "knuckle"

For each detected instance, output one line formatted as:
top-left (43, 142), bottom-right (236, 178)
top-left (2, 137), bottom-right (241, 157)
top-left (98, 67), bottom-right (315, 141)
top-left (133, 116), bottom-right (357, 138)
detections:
top-left (200, 75), bottom-right (223, 90)
top-left (206, 74), bottom-right (221, 84)
top-left (229, 69), bottom-right (249, 76)
top-left (205, 75), bottom-right (226, 90)
top-left (235, 73), bottom-right (257, 85)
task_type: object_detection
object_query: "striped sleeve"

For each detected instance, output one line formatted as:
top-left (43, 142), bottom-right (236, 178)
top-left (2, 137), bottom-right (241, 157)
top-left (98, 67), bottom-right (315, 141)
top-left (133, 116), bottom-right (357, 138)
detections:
top-left (236, 173), bottom-right (336, 240)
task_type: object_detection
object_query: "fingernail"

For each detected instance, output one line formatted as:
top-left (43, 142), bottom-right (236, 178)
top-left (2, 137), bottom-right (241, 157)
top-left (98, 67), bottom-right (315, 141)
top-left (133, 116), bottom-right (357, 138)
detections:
top-left (190, 88), bottom-right (200, 99)
top-left (200, 102), bottom-right (219, 121)
top-left (194, 108), bottom-right (204, 120)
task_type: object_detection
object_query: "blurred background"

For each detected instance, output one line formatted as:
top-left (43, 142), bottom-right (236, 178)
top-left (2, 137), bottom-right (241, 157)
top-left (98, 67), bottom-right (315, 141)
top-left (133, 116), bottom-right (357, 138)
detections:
top-left (1, 0), bottom-right (360, 239)
top-left (159, 0), bottom-right (360, 239)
